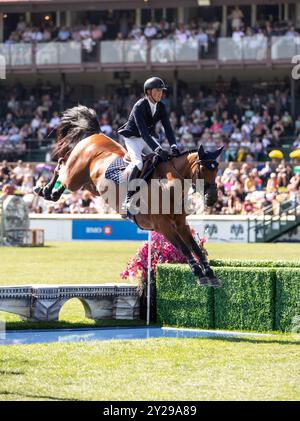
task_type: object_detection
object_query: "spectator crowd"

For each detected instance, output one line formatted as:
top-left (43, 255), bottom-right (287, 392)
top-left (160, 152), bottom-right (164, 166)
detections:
top-left (1, 158), bottom-right (299, 216)
top-left (1, 73), bottom-right (300, 216)
top-left (1, 76), bottom-right (299, 162)
top-left (4, 6), bottom-right (300, 60)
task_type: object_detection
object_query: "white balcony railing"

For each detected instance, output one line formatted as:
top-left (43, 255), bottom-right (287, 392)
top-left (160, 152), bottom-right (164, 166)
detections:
top-left (1, 36), bottom-right (299, 68)
top-left (151, 39), bottom-right (198, 62)
top-left (36, 42), bottom-right (81, 65)
top-left (100, 40), bottom-right (147, 63)
top-left (271, 36), bottom-right (300, 60)
top-left (0, 43), bottom-right (32, 66)
top-left (218, 36), bottom-right (267, 61)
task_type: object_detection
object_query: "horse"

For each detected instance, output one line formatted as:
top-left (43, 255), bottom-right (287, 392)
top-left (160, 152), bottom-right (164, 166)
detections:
top-left (35, 105), bottom-right (223, 288)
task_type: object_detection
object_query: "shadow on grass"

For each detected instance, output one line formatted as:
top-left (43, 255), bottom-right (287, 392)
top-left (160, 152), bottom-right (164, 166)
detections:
top-left (5, 245), bottom-right (54, 249)
top-left (4, 319), bottom-right (146, 330)
top-left (0, 390), bottom-right (78, 401)
top-left (0, 370), bottom-right (24, 375)
top-left (188, 335), bottom-right (300, 346)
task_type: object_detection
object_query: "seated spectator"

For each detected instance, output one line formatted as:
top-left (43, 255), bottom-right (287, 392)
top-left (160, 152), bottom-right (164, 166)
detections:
top-left (48, 112), bottom-right (60, 130)
top-left (293, 135), bottom-right (300, 149)
top-left (12, 160), bottom-right (26, 184)
top-left (266, 172), bottom-right (279, 193)
top-left (294, 115), bottom-right (300, 135)
top-left (42, 28), bottom-right (52, 42)
top-left (57, 26), bottom-right (71, 42)
top-left (271, 116), bottom-right (284, 144)
top-left (242, 198), bottom-right (254, 214)
top-left (144, 22), bottom-right (158, 39)
top-left (30, 27), bottom-right (43, 42)
top-left (196, 28), bottom-right (208, 56)
top-left (175, 23), bottom-right (190, 43)
top-left (21, 27), bottom-right (33, 43)
top-left (91, 25), bottom-right (103, 42)
top-left (232, 27), bottom-right (245, 42)
top-left (275, 160), bottom-right (292, 187)
top-left (20, 174), bottom-right (34, 194)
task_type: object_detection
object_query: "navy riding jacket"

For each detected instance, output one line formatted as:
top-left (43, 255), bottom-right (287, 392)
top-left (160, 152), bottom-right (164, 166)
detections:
top-left (118, 97), bottom-right (177, 150)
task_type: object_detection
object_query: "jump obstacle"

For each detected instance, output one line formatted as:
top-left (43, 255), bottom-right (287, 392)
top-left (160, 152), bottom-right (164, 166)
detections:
top-left (0, 285), bottom-right (140, 321)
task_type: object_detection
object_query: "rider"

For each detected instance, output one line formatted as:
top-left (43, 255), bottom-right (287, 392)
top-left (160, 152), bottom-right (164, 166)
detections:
top-left (118, 76), bottom-right (180, 211)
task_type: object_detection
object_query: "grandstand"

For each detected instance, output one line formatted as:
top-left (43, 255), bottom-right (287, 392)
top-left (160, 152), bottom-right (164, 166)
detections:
top-left (0, 0), bottom-right (299, 223)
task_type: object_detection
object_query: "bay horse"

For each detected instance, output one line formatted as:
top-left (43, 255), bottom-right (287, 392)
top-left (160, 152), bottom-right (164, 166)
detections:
top-left (36, 105), bottom-right (223, 287)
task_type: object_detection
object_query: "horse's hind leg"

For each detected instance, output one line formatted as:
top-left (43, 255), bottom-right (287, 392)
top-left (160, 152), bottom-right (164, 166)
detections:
top-left (50, 184), bottom-right (66, 202)
top-left (34, 159), bottom-right (64, 201)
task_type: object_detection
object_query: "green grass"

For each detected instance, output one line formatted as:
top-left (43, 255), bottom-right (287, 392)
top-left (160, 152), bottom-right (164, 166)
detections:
top-left (0, 335), bottom-right (300, 401)
top-left (206, 243), bottom-right (300, 261)
top-left (1, 242), bottom-right (299, 286)
top-left (0, 241), bottom-right (142, 285)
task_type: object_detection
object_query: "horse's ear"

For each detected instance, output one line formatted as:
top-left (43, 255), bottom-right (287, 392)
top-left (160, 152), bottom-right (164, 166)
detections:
top-left (215, 145), bottom-right (224, 159)
top-left (209, 145), bottom-right (224, 160)
top-left (198, 144), bottom-right (206, 160)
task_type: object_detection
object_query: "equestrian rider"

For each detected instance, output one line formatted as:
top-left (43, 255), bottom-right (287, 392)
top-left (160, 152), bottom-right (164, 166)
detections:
top-left (118, 76), bottom-right (180, 211)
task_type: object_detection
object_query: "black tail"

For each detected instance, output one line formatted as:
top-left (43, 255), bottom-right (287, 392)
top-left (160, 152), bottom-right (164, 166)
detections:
top-left (53, 105), bottom-right (100, 160)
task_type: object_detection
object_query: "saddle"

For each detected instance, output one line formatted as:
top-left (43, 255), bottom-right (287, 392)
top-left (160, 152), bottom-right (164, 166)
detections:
top-left (105, 153), bottom-right (160, 185)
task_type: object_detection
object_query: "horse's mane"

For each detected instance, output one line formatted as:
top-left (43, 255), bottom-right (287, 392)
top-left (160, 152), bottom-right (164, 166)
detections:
top-left (178, 148), bottom-right (198, 156)
top-left (53, 105), bottom-right (100, 160)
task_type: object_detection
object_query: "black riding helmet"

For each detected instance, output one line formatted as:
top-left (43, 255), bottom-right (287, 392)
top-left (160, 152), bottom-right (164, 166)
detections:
top-left (144, 77), bottom-right (167, 94)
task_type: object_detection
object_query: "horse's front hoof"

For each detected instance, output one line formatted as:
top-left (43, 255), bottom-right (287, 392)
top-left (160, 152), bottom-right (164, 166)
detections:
top-left (196, 276), bottom-right (210, 287)
top-left (208, 277), bottom-right (221, 288)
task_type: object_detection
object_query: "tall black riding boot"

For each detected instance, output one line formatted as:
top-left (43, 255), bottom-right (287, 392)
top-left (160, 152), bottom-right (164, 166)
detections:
top-left (121, 165), bottom-right (141, 213)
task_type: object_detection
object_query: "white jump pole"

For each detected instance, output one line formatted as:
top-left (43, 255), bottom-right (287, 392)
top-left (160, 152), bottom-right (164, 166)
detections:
top-left (0, 197), bottom-right (4, 246)
top-left (146, 230), bottom-right (151, 326)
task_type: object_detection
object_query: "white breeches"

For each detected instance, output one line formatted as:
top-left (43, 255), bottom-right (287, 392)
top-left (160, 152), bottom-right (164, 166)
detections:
top-left (123, 136), bottom-right (157, 171)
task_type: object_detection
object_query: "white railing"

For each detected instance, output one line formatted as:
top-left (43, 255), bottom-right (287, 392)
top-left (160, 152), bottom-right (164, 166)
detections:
top-left (271, 35), bottom-right (300, 60)
top-left (0, 43), bottom-right (32, 66)
top-left (100, 39), bottom-right (147, 63)
top-left (218, 36), bottom-right (267, 61)
top-left (1, 36), bottom-right (299, 67)
top-left (151, 38), bottom-right (198, 62)
top-left (36, 42), bottom-right (81, 65)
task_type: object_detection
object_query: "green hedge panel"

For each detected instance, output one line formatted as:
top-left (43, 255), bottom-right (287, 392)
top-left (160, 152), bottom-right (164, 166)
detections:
top-left (156, 263), bottom-right (299, 332)
top-left (213, 267), bottom-right (276, 332)
top-left (275, 268), bottom-right (300, 332)
top-left (156, 264), bottom-right (214, 329)
top-left (210, 259), bottom-right (300, 268)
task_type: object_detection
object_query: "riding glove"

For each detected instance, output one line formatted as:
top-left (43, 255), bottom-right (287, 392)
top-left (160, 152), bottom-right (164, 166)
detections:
top-left (155, 147), bottom-right (169, 161)
top-left (171, 145), bottom-right (180, 156)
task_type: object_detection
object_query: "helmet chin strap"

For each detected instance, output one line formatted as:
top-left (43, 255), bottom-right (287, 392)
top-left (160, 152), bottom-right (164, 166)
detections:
top-left (148, 90), bottom-right (159, 103)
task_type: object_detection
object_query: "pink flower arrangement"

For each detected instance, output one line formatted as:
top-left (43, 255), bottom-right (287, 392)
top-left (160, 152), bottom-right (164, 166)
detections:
top-left (120, 231), bottom-right (208, 293)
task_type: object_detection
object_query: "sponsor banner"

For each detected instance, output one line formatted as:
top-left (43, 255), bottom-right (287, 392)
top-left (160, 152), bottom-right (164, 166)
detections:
top-left (72, 220), bottom-right (148, 240)
top-left (277, 225), bottom-right (300, 242)
top-left (189, 220), bottom-right (248, 243)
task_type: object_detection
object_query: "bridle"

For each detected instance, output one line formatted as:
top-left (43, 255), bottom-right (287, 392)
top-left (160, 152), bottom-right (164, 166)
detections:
top-left (168, 155), bottom-right (218, 187)
top-left (188, 157), bottom-right (219, 194)
top-left (169, 155), bottom-right (218, 209)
